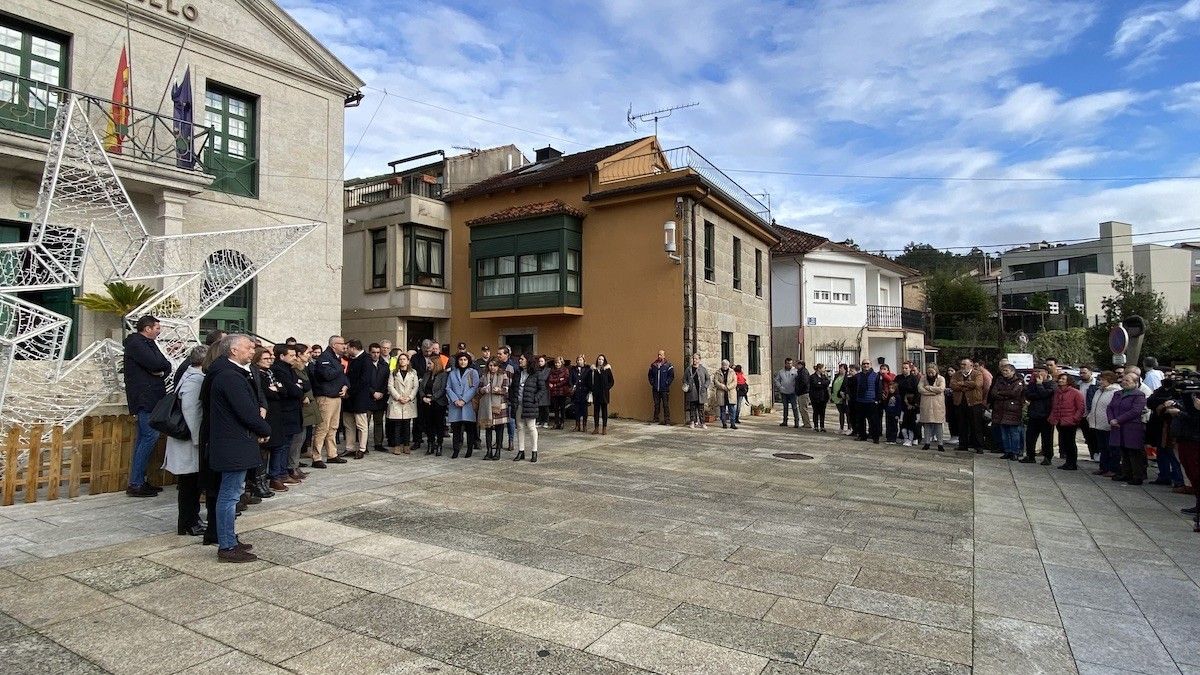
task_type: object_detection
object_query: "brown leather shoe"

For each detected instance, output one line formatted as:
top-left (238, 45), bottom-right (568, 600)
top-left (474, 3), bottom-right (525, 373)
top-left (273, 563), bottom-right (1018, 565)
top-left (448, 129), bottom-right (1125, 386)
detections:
top-left (353, 450), bottom-right (365, 460)
top-left (282, 475), bottom-right (300, 484)
top-left (268, 479), bottom-right (289, 492)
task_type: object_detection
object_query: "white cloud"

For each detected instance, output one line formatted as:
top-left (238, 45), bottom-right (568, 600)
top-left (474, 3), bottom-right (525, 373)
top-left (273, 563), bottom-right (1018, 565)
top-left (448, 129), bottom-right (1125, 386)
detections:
top-left (1111, 0), bottom-right (1200, 66)
top-left (978, 83), bottom-right (1141, 137)
top-left (1165, 81), bottom-right (1200, 114)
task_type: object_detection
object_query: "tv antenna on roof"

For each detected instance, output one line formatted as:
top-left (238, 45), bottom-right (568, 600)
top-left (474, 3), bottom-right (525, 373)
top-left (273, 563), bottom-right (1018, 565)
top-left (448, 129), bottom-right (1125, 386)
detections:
top-left (627, 101), bottom-right (700, 136)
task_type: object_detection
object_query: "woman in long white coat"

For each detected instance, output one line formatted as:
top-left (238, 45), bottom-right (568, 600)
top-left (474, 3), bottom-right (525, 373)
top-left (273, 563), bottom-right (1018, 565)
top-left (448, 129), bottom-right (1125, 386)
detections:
top-left (164, 345), bottom-right (206, 537)
top-left (387, 353), bottom-right (420, 454)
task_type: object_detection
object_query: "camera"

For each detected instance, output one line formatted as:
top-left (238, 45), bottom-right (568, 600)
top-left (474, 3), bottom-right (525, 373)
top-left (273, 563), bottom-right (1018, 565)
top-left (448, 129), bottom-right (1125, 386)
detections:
top-left (1162, 369), bottom-right (1200, 396)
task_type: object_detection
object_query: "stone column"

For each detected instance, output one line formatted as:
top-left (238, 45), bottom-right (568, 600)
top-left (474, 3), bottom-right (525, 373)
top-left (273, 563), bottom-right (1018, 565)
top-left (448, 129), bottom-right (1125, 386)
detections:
top-left (154, 191), bottom-right (188, 237)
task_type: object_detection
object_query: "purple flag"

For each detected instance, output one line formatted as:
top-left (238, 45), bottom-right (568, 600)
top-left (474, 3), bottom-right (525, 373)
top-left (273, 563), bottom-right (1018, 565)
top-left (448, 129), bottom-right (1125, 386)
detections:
top-left (171, 67), bottom-right (194, 169)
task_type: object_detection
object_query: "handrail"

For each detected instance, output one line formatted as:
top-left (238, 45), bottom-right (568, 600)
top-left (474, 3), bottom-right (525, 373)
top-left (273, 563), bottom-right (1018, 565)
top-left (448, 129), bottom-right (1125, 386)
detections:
top-left (0, 72), bottom-right (212, 173)
top-left (598, 146), bottom-right (771, 222)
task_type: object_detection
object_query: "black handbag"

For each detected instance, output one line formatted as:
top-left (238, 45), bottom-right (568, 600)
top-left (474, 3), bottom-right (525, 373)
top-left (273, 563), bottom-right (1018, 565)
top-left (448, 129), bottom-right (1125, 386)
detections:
top-left (149, 391), bottom-right (190, 440)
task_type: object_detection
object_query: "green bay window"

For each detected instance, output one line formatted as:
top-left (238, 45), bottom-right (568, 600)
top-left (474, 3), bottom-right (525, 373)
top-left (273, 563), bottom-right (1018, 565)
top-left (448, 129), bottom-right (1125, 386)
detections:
top-left (470, 213), bottom-right (582, 311)
top-left (0, 18), bottom-right (68, 137)
top-left (203, 84), bottom-right (257, 197)
top-left (402, 225), bottom-right (444, 287)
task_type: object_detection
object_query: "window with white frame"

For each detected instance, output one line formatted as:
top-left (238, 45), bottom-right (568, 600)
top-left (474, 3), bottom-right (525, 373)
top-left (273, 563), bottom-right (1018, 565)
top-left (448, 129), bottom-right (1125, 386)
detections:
top-left (812, 276), bottom-right (853, 304)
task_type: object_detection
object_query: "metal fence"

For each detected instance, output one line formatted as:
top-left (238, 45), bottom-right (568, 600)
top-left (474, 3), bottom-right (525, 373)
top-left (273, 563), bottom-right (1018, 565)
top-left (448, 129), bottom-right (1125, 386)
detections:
top-left (345, 175), bottom-right (443, 209)
top-left (866, 305), bottom-right (926, 331)
top-left (599, 146), bottom-right (771, 222)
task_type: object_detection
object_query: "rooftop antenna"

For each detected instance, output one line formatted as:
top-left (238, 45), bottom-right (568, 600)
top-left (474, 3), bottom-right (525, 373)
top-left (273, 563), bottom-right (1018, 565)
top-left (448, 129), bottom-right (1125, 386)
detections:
top-left (627, 101), bottom-right (699, 136)
top-left (452, 145), bottom-right (482, 154)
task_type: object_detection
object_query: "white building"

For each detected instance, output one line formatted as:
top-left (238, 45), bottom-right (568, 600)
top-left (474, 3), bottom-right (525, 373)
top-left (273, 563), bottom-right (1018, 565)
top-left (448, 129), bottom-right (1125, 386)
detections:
top-left (1, 0), bottom-right (362, 350)
top-left (998, 221), bottom-right (1193, 321)
top-left (771, 226), bottom-right (925, 371)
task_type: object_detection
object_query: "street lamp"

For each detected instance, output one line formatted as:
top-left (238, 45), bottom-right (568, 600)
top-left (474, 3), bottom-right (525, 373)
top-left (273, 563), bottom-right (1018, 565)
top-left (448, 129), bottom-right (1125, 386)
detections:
top-left (995, 270), bottom-right (1024, 354)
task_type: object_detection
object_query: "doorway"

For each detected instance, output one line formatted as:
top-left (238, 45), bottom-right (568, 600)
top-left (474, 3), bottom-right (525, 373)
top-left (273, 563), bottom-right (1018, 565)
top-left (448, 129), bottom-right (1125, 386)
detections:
top-left (406, 320), bottom-right (435, 352)
top-left (1, 220), bottom-right (78, 356)
top-left (501, 333), bottom-right (534, 359)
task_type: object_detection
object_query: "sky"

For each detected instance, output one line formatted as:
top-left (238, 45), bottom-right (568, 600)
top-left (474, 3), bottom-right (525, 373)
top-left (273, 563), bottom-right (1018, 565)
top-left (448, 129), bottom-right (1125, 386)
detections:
top-left (280, 0), bottom-right (1200, 256)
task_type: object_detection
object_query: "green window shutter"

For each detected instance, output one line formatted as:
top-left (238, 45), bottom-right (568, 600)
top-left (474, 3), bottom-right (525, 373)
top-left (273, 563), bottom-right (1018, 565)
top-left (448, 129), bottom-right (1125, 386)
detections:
top-left (202, 85), bottom-right (258, 197)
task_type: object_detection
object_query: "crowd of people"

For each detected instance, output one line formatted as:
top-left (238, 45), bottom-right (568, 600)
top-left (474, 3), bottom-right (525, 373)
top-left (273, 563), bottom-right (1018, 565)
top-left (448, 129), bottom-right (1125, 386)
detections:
top-left (766, 354), bottom-right (1200, 532)
top-left (121, 320), bottom-right (626, 562)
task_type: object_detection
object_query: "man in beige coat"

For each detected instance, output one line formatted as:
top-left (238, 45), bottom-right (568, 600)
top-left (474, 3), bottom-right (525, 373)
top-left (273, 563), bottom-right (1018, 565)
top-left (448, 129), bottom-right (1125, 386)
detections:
top-left (950, 358), bottom-right (986, 453)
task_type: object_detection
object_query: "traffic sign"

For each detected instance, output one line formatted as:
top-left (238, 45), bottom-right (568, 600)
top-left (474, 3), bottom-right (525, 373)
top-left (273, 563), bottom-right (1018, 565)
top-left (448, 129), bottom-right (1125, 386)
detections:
top-left (1109, 325), bottom-right (1129, 355)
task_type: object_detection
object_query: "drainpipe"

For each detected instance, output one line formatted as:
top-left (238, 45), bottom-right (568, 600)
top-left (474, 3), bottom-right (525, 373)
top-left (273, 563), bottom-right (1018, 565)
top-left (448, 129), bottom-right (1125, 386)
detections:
top-left (682, 196), bottom-right (693, 361)
top-left (795, 255), bottom-right (805, 363)
top-left (688, 188), bottom-right (710, 360)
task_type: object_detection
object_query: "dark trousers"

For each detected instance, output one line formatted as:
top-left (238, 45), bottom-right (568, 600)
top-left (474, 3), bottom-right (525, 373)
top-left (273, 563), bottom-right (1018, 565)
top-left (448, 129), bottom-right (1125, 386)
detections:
top-left (175, 472), bottom-right (201, 530)
top-left (1081, 419), bottom-right (1096, 458)
top-left (856, 402), bottom-right (881, 440)
top-left (594, 401), bottom-right (609, 428)
top-left (835, 402), bottom-right (847, 430)
top-left (1120, 446), bottom-right (1148, 482)
top-left (451, 421), bottom-right (477, 452)
top-left (386, 418), bottom-right (412, 447)
top-left (421, 404), bottom-right (446, 449)
top-left (1024, 417), bottom-right (1053, 459)
top-left (485, 425), bottom-right (506, 450)
top-left (1057, 425), bottom-right (1078, 467)
top-left (202, 466), bottom-right (218, 543)
top-left (552, 395), bottom-right (569, 427)
top-left (537, 405), bottom-right (549, 426)
top-left (652, 390), bottom-right (671, 422)
top-left (956, 403), bottom-right (985, 450)
top-left (885, 414), bottom-right (899, 442)
top-left (812, 402), bottom-right (827, 430)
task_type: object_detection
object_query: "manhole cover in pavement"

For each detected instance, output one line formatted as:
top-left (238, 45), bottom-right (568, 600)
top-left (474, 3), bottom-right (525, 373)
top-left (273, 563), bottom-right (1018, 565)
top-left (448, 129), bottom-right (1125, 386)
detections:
top-left (773, 452), bottom-right (814, 460)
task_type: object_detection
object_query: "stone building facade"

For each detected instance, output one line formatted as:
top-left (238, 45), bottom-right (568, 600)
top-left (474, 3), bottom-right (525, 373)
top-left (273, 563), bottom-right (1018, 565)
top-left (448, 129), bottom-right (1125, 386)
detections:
top-left (1, 0), bottom-right (362, 349)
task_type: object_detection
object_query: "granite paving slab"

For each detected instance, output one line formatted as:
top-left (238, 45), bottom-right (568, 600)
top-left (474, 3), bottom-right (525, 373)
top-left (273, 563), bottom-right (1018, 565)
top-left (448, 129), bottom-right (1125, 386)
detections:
top-left (478, 596), bottom-right (620, 650)
top-left (586, 621), bottom-right (769, 674)
top-left (187, 601), bottom-right (344, 664)
top-left (657, 602), bottom-right (819, 665)
top-left (113, 573), bottom-right (255, 623)
top-left (537, 577), bottom-right (681, 626)
top-left (0, 634), bottom-right (107, 674)
top-left (44, 604), bottom-right (229, 674)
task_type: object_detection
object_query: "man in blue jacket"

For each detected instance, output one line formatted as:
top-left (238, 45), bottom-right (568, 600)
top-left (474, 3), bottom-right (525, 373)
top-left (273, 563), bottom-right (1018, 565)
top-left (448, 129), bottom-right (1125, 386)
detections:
top-left (123, 315), bottom-right (171, 497)
top-left (854, 359), bottom-right (884, 443)
top-left (310, 335), bottom-right (349, 467)
top-left (648, 350), bottom-right (675, 425)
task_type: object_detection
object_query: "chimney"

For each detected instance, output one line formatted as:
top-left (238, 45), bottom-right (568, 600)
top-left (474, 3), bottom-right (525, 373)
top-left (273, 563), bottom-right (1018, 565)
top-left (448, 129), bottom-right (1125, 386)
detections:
top-left (535, 146), bottom-right (563, 162)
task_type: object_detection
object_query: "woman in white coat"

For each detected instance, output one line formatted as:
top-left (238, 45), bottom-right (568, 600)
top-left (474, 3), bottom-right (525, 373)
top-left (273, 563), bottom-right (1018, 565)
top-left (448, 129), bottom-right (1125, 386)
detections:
top-left (387, 352), bottom-right (420, 454)
top-left (1086, 370), bottom-right (1121, 477)
top-left (165, 345), bottom-right (206, 537)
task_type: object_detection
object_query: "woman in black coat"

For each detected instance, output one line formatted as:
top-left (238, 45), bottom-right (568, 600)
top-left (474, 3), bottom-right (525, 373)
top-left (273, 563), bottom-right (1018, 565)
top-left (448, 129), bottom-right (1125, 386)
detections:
top-left (417, 357), bottom-right (449, 456)
top-left (588, 354), bottom-right (615, 435)
top-left (509, 354), bottom-right (544, 462)
top-left (570, 355), bottom-right (591, 432)
top-left (809, 364), bottom-right (832, 432)
top-left (201, 338), bottom-right (271, 561)
top-left (266, 348), bottom-right (304, 490)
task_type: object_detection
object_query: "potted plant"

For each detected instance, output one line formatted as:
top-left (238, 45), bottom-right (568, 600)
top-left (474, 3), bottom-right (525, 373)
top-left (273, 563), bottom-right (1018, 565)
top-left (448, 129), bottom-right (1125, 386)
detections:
top-left (74, 281), bottom-right (158, 338)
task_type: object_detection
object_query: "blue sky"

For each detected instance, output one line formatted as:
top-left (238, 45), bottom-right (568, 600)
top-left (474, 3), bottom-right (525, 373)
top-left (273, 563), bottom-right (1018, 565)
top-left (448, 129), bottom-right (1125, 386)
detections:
top-left (281, 0), bottom-right (1200, 254)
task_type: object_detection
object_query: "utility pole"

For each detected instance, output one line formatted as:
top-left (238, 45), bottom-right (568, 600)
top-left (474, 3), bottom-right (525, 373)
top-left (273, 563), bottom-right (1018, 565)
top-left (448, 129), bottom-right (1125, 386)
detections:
top-left (995, 275), bottom-right (1005, 355)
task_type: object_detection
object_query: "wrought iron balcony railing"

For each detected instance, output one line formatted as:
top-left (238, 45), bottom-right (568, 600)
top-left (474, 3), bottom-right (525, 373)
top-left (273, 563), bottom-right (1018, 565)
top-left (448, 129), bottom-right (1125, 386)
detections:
top-left (0, 72), bottom-right (212, 173)
top-left (598, 146), bottom-right (771, 222)
top-left (345, 174), bottom-right (444, 209)
top-left (867, 304), bottom-right (926, 331)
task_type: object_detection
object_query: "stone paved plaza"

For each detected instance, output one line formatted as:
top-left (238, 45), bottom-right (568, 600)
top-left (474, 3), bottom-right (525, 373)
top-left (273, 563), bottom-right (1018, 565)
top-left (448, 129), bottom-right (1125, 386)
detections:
top-left (0, 416), bottom-right (1197, 674)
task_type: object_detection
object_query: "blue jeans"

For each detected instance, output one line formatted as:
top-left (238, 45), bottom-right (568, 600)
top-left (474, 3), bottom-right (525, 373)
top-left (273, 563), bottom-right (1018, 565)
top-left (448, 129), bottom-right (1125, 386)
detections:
top-left (780, 394), bottom-right (799, 424)
top-left (217, 470), bottom-right (247, 550)
top-left (1156, 447), bottom-right (1185, 485)
top-left (507, 418), bottom-right (517, 445)
top-left (998, 425), bottom-right (1022, 456)
top-left (1097, 434), bottom-right (1120, 473)
top-left (129, 410), bottom-right (160, 488)
top-left (720, 403), bottom-right (737, 426)
top-left (269, 434), bottom-right (293, 479)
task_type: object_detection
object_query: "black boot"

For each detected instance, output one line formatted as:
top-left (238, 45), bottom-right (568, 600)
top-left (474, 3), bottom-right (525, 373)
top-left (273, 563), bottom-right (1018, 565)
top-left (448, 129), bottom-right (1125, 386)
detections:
top-left (435, 442), bottom-right (443, 457)
top-left (513, 450), bottom-right (525, 461)
top-left (464, 441), bottom-right (474, 459)
top-left (451, 441), bottom-right (460, 459)
top-left (531, 451), bottom-right (538, 463)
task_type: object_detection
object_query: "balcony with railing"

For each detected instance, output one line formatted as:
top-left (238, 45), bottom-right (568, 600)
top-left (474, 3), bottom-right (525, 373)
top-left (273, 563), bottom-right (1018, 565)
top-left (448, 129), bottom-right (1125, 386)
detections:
top-left (597, 146), bottom-right (771, 223)
top-left (0, 73), bottom-right (213, 176)
top-left (866, 305), bottom-right (926, 331)
top-left (344, 174), bottom-right (444, 210)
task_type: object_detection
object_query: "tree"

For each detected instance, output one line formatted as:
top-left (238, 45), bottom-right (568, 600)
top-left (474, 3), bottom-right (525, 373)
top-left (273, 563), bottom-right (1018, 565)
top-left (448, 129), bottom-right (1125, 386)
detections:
top-left (74, 281), bottom-right (157, 319)
top-left (1025, 292), bottom-right (1050, 313)
top-left (926, 271), bottom-right (992, 325)
top-left (894, 242), bottom-right (964, 274)
top-left (1088, 263), bottom-right (1169, 366)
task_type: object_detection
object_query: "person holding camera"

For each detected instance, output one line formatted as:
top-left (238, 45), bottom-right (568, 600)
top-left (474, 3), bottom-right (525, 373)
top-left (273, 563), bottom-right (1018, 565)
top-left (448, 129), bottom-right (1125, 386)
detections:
top-left (1163, 386), bottom-right (1200, 531)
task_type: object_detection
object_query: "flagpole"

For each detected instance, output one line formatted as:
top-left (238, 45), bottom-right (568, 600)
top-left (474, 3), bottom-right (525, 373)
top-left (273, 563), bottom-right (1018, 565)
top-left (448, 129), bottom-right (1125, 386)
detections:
top-left (124, 3), bottom-right (134, 109)
top-left (158, 27), bottom-right (192, 115)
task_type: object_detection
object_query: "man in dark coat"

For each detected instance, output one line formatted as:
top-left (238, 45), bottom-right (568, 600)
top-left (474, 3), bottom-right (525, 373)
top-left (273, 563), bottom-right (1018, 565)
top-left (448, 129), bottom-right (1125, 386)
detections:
top-left (266, 344), bottom-right (304, 490)
top-left (341, 339), bottom-right (375, 459)
top-left (795, 361), bottom-right (813, 428)
top-left (648, 350), bottom-right (675, 425)
top-left (311, 336), bottom-right (349, 466)
top-left (202, 334), bottom-right (271, 562)
top-left (854, 360), bottom-right (884, 443)
top-left (123, 315), bottom-right (172, 497)
top-left (366, 343), bottom-right (391, 453)
top-left (1021, 367), bottom-right (1056, 464)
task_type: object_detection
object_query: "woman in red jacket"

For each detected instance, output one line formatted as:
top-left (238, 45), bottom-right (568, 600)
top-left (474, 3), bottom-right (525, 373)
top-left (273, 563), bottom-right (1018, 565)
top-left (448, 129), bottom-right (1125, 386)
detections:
top-left (1049, 372), bottom-right (1086, 470)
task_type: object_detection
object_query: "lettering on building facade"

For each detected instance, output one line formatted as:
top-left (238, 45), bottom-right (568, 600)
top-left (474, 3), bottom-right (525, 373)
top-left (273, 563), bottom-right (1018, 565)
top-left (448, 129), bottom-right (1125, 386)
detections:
top-left (128, 0), bottom-right (199, 23)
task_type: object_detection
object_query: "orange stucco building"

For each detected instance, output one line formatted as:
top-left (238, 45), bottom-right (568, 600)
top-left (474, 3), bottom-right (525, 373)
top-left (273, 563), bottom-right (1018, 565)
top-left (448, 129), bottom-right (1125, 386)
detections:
top-left (444, 137), bottom-right (779, 422)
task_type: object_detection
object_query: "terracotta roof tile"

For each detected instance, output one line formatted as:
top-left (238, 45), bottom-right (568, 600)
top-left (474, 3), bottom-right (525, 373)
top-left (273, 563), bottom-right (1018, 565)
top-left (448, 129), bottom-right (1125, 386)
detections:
top-left (466, 199), bottom-right (586, 227)
top-left (773, 224), bottom-right (828, 255)
top-left (446, 139), bottom-right (645, 201)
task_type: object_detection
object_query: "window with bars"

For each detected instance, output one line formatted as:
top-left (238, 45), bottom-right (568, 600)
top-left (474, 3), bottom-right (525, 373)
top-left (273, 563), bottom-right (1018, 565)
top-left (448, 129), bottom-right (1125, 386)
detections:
top-left (755, 249), bottom-right (763, 297)
top-left (703, 221), bottom-right (715, 282)
top-left (0, 19), bottom-right (68, 137)
top-left (402, 225), bottom-right (444, 287)
top-left (733, 236), bottom-right (742, 290)
top-left (747, 334), bottom-right (761, 374)
top-left (369, 228), bottom-right (387, 289)
top-left (203, 84), bottom-right (258, 197)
